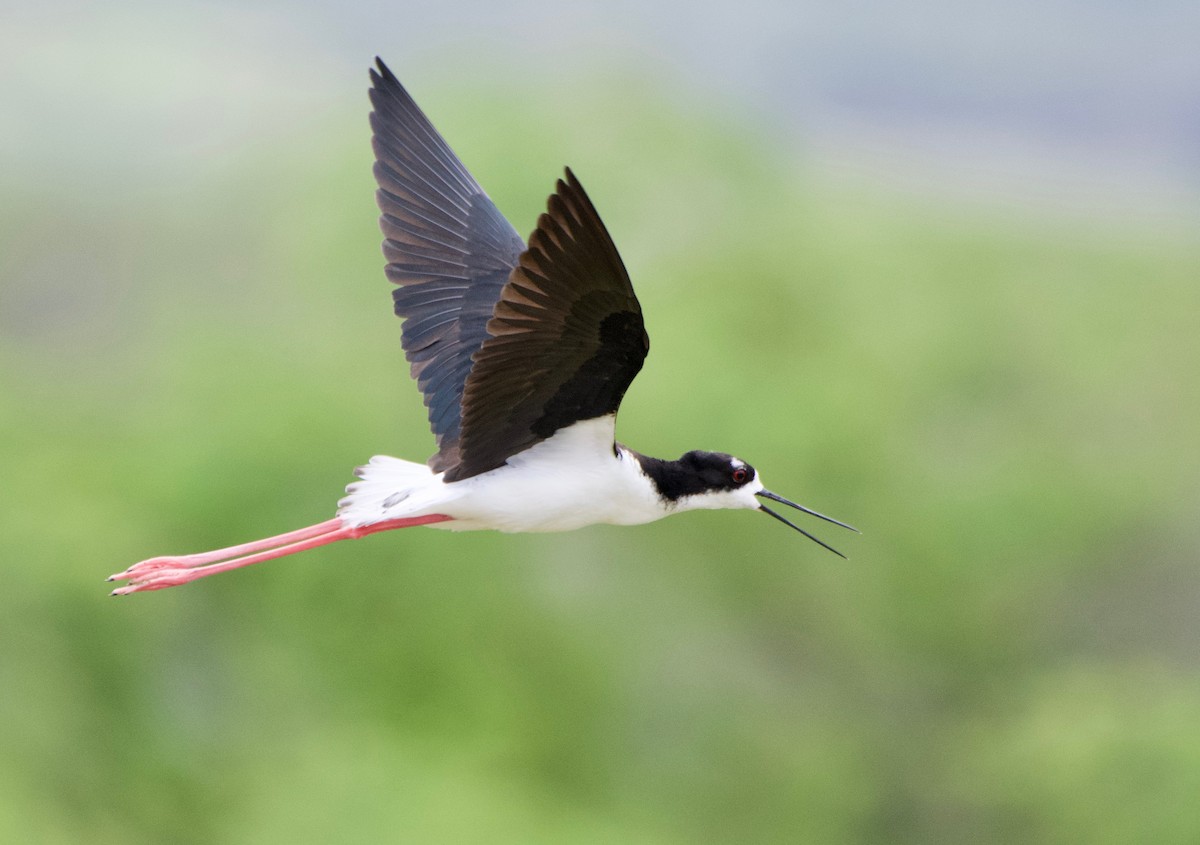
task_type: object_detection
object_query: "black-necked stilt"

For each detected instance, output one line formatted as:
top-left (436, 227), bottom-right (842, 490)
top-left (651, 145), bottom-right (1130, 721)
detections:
top-left (109, 58), bottom-right (856, 595)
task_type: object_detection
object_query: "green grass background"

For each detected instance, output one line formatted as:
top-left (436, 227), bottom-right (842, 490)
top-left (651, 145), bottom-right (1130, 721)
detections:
top-left (2, 69), bottom-right (1199, 843)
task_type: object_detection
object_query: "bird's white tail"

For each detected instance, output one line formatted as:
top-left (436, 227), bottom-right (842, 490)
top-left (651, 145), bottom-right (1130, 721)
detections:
top-left (337, 455), bottom-right (444, 527)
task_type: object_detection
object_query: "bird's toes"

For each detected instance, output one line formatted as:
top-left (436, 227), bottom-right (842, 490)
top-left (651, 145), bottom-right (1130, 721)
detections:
top-left (109, 564), bottom-right (197, 596)
top-left (107, 556), bottom-right (183, 583)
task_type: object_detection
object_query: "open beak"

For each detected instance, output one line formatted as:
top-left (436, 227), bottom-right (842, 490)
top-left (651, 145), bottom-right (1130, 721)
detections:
top-left (755, 489), bottom-right (859, 558)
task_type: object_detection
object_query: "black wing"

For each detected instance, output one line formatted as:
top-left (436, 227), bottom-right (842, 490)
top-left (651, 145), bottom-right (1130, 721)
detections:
top-left (369, 58), bottom-right (525, 472)
top-left (448, 169), bottom-right (649, 482)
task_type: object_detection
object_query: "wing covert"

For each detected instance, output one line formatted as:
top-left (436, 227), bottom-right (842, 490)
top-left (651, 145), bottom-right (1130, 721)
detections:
top-left (448, 169), bottom-right (649, 481)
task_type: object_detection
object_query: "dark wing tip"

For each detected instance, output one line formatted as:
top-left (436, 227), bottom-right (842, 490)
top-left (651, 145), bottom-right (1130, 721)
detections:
top-left (371, 58), bottom-right (403, 96)
top-left (373, 56), bottom-right (394, 79)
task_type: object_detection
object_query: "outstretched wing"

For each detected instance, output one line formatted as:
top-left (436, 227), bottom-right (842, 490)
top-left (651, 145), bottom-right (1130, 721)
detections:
top-left (448, 169), bottom-right (649, 482)
top-left (368, 58), bottom-right (524, 471)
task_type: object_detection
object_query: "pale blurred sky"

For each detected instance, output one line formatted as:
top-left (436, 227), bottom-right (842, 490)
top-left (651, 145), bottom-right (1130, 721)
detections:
top-left (3, 0), bottom-right (1198, 219)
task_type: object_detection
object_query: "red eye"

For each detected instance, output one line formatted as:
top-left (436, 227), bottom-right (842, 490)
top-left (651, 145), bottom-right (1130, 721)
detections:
top-left (732, 468), bottom-right (748, 484)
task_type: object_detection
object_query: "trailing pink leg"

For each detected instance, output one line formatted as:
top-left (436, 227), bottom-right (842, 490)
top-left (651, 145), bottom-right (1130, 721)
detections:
top-left (107, 518), bottom-right (344, 582)
top-left (109, 514), bottom-right (453, 595)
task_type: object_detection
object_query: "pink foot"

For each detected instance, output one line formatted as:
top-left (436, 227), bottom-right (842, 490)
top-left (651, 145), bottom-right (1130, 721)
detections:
top-left (110, 564), bottom-right (208, 594)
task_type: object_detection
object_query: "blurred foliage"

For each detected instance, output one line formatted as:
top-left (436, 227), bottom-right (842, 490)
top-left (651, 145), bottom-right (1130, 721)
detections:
top-left (2, 71), bottom-right (1199, 844)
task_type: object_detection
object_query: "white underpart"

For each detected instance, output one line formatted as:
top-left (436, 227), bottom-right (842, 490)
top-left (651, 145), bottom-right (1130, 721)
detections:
top-left (338, 417), bottom-right (650, 532)
top-left (337, 416), bottom-right (764, 533)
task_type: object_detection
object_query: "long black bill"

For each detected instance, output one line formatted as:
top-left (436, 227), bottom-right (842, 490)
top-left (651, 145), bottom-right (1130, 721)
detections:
top-left (756, 490), bottom-right (859, 559)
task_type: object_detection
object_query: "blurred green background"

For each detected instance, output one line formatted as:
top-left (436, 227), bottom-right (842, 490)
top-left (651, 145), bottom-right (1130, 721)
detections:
top-left (3, 2), bottom-right (1200, 842)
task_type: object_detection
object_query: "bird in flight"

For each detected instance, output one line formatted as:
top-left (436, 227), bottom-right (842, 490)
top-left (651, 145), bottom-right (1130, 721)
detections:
top-left (109, 58), bottom-right (855, 595)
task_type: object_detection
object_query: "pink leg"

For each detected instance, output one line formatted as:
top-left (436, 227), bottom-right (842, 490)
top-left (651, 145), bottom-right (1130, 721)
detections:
top-left (109, 514), bottom-right (453, 596)
top-left (108, 518), bottom-right (344, 580)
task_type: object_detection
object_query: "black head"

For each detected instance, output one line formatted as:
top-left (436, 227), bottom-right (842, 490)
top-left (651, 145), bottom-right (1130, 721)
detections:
top-left (634, 449), bottom-right (858, 556)
top-left (638, 450), bottom-right (757, 501)
top-left (679, 449), bottom-right (758, 491)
